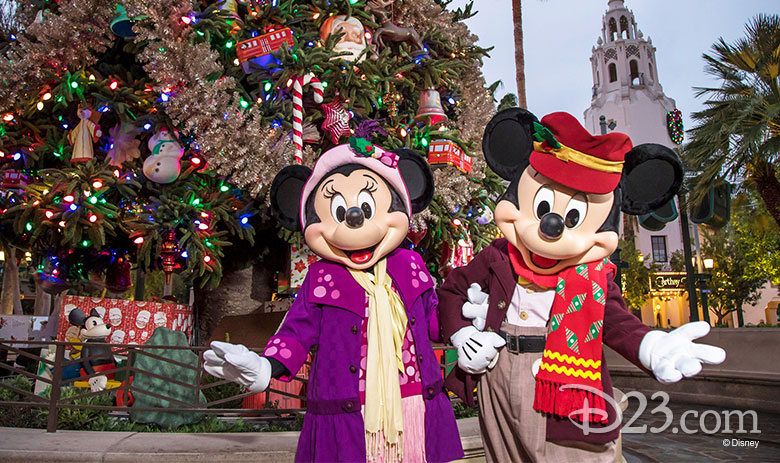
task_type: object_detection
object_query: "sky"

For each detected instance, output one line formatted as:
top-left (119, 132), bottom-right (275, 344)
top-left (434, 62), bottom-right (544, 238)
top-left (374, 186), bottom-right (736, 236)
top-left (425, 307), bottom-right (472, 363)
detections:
top-left (450, 0), bottom-right (778, 136)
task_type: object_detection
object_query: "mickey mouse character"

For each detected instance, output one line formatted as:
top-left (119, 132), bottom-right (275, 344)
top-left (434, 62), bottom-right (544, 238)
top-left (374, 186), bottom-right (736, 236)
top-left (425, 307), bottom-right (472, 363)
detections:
top-left (204, 140), bottom-right (463, 462)
top-left (68, 308), bottom-right (116, 392)
top-left (438, 109), bottom-right (726, 462)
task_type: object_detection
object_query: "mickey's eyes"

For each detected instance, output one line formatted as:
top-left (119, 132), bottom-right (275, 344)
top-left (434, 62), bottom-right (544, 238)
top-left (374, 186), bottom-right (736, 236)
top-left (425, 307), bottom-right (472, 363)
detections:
top-left (330, 194), bottom-right (347, 223)
top-left (564, 194), bottom-right (588, 229)
top-left (358, 191), bottom-right (375, 220)
top-left (533, 186), bottom-right (555, 220)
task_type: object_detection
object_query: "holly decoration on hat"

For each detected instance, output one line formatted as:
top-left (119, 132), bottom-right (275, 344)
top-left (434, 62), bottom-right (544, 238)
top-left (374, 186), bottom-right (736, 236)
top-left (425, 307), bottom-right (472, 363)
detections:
top-left (321, 96), bottom-right (352, 144)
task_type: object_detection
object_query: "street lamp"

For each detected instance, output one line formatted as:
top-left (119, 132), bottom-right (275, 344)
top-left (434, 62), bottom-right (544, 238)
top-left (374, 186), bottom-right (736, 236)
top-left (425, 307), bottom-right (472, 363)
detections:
top-left (703, 258), bottom-right (714, 270)
top-left (638, 253), bottom-right (645, 263)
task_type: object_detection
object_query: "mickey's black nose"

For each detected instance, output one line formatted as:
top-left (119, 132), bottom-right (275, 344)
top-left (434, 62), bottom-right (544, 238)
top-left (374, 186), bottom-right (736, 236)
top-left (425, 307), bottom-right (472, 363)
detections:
top-left (539, 213), bottom-right (564, 240)
top-left (345, 207), bottom-right (365, 228)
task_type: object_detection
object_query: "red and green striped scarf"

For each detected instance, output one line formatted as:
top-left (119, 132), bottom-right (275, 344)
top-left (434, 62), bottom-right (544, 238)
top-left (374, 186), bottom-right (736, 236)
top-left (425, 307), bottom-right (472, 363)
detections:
top-left (508, 245), bottom-right (615, 423)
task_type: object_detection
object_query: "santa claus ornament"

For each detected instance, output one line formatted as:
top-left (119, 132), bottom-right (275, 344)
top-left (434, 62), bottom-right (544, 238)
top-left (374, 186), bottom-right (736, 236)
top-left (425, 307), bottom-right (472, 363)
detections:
top-left (204, 141), bottom-right (463, 462)
top-left (320, 15), bottom-right (370, 63)
top-left (438, 109), bottom-right (726, 462)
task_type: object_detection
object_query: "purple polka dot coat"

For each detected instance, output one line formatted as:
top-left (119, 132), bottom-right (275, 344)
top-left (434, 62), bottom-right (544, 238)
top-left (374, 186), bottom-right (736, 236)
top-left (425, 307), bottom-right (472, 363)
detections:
top-left (264, 248), bottom-right (464, 462)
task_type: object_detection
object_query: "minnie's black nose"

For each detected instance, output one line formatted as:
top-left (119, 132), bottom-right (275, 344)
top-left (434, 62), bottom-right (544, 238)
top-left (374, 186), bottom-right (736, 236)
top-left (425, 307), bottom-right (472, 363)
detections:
top-left (539, 213), bottom-right (564, 240)
top-left (345, 207), bottom-right (365, 228)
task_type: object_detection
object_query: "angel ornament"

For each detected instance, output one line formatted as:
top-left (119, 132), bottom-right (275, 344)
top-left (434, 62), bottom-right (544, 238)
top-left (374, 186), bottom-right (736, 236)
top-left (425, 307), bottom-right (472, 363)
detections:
top-left (69, 107), bottom-right (102, 163)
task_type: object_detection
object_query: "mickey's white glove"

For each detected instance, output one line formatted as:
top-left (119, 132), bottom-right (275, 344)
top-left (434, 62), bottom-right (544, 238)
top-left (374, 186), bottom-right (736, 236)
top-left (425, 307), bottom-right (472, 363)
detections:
top-left (462, 283), bottom-right (490, 331)
top-left (88, 375), bottom-right (108, 392)
top-left (639, 321), bottom-right (726, 384)
top-left (451, 325), bottom-right (506, 374)
top-left (204, 341), bottom-right (272, 393)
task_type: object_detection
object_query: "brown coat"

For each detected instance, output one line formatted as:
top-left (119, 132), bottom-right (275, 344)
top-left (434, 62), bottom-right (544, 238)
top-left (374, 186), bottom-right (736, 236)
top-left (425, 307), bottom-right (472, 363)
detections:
top-left (438, 239), bottom-right (652, 444)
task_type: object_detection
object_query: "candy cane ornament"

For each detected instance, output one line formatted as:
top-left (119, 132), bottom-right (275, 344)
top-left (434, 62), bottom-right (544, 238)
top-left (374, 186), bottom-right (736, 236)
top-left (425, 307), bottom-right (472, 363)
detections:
top-left (292, 73), bottom-right (324, 164)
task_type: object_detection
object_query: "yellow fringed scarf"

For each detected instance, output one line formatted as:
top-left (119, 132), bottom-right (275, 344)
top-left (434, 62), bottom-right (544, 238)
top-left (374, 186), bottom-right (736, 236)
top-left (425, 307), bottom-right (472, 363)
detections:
top-left (349, 259), bottom-right (408, 462)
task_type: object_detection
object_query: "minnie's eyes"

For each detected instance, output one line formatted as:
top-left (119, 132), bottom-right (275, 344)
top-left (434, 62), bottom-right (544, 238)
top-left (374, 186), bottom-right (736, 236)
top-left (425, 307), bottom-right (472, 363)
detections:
top-left (330, 194), bottom-right (347, 223)
top-left (358, 191), bottom-right (375, 219)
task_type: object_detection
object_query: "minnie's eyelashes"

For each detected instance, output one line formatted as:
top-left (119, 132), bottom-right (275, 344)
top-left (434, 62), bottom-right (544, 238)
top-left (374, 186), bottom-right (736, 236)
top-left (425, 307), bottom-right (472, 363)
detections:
top-left (323, 185), bottom-right (338, 198)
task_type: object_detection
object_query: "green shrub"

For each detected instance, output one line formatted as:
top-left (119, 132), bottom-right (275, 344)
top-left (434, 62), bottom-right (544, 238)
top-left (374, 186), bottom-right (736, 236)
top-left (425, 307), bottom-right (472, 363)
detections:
top-left (46, 386), bottom-right (114, 430)
top-left (0, 375), bottom-right (47, 428)
top-left (452, 400), bottom-right (479, 419)
top-left (201, 372), bottom-right (244, 409)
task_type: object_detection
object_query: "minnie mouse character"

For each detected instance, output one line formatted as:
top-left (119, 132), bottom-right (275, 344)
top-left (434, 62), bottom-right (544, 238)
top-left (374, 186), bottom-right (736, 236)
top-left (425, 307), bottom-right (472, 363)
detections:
top-left (204, 140), bottom-right (463, 462)
top-left (438, 109), bottom-right (726, 462)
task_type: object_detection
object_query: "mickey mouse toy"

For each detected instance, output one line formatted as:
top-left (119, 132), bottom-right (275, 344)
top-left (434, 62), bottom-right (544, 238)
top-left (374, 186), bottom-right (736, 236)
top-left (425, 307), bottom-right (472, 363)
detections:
top-left (438, 109), bottom-right (726, 462)
top-left (205, 140), bottom-right (463, 462)
top-left (68, 308), bottom-right (116, 392)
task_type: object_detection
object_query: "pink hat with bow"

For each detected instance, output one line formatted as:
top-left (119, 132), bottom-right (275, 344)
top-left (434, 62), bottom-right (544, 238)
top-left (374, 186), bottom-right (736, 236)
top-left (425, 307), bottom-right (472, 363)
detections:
top-left (299, 140), bottom-right (411, 229)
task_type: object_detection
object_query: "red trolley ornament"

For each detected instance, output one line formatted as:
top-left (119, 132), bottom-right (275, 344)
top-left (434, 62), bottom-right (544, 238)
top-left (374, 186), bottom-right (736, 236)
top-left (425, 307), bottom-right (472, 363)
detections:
top-left (236, 27), bottom-right (294, 73)
top-left (427, 139), bottom-right (472, 174)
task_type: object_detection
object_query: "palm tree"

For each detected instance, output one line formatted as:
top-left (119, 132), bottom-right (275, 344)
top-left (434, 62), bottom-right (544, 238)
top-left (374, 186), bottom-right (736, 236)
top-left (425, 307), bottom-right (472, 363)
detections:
top-left (511, 0), bottom-right (527, 109)
top-left (685, 14), bottom-right (780, 227)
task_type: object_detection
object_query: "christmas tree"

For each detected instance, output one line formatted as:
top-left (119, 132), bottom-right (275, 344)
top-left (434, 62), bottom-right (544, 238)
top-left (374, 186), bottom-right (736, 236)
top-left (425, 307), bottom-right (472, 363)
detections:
top-left (1, 0), bottom-right (501, 323)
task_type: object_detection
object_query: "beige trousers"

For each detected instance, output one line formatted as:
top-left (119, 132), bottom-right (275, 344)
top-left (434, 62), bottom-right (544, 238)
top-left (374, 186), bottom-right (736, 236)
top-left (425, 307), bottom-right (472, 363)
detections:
top-left (477, 324), bottom-right (616, 463)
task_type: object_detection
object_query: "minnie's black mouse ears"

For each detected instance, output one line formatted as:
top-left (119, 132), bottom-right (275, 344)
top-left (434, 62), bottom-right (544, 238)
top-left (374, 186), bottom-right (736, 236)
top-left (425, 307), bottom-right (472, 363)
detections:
top-left (270, 165), bottom-right (312, 232)
top-left (396, 148), bottom-right (434, 214)
top-left (482, 107), bottom-right (539, 180)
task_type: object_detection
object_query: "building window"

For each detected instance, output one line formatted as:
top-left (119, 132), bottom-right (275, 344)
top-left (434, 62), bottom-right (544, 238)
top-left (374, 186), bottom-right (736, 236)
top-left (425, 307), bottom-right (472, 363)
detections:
top-left (651, 236), bottom-right (668, 262)
top-left (608, 63), bottom-right (617, 82)
top-left (609, 18), bottom-right (617, 41)
top-left (648, 62), bottom-right (653, 79)
top-left (630, 60), bottom-right (639, 82)
top-left (620, 16), bottom-right (629, 39)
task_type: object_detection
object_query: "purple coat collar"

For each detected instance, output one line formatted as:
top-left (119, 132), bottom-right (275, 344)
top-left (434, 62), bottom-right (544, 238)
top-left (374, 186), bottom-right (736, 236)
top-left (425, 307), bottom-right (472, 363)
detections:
top-left (306, 248), bottom-right (433, 316)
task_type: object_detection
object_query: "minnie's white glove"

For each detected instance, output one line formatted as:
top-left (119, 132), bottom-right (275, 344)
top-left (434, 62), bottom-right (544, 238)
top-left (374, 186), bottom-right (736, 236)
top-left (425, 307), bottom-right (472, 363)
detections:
top-left (639, 321), bottom-right (726, 384)
top-left (462, 283), bottom-right (490, 331)
top-left (88, 375), bottom-right (108, 392)
top-left (204, 341), bottom-right (272, 393)
top-left (451, 325), bottom-right (506, 374)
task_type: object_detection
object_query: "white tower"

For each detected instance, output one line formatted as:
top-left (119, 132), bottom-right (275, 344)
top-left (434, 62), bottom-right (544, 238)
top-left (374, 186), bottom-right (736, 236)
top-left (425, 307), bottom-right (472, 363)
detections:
top-left (583, 0), bottom-right (678, 146)
top-left (585, 0), bottom-right (689, 328)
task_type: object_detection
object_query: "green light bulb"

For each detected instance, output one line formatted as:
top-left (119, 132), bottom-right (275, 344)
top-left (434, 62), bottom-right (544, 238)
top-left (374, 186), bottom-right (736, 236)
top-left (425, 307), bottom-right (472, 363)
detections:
top-left (70, 82), bottom-right (78, 89)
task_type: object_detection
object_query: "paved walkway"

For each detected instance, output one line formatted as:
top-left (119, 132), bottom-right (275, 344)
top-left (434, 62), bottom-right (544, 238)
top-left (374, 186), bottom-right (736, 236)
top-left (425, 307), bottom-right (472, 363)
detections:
top-left (622, 401), bottom-right (780, 462)
top-left (0, 403), bottom-right (778, 462)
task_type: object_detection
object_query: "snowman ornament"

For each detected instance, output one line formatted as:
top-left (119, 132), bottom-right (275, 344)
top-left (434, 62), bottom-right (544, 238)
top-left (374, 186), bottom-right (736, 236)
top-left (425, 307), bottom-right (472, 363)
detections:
top-left (144, 128), bottom-right (184, 184)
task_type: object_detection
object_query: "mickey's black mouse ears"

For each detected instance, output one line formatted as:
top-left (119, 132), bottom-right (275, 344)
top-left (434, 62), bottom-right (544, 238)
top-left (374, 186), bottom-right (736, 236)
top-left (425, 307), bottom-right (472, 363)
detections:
top-left (482, 107), bottom-right (539, 180)
top-left (621, 143), bottom-right (684, 215)
top-left (67, 308), bottom-right (102, 328)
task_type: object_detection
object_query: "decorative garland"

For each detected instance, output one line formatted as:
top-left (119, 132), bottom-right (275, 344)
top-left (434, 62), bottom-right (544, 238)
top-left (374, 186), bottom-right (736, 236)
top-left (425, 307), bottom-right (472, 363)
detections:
top-left (666, 109), bottom-right (684, 145)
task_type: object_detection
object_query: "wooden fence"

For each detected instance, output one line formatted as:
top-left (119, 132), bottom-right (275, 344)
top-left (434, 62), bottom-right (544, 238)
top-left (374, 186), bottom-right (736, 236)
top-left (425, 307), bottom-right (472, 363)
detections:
top-left (0, 339), bottom-right (458, 432)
